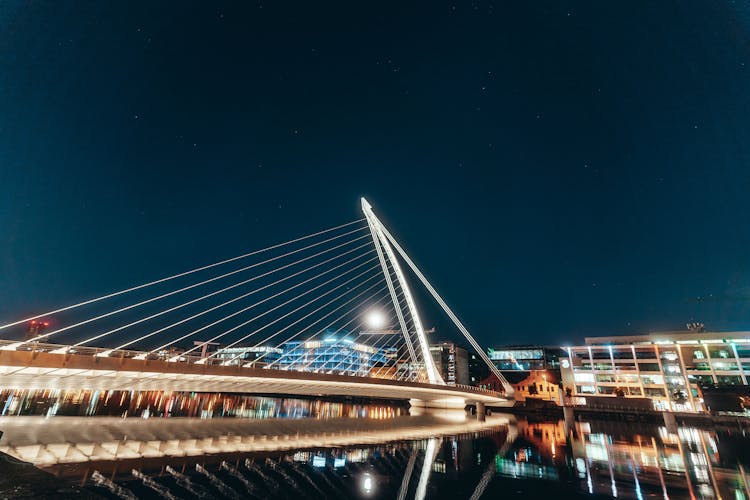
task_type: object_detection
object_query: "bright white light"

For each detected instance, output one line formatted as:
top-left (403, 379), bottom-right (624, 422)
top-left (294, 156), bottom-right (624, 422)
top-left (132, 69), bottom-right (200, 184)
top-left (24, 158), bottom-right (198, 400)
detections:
top-left (361, 473), bottom-right (373, 493)
top-left (365, 310), bottom-right (386, 330)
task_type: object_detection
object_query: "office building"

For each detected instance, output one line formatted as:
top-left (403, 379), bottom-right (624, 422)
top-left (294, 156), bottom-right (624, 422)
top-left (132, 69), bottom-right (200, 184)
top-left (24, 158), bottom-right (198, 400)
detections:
top-left (559, 330), bottom-right (750, 412)
top-left (429, 342), bottom-right (469, 386)
top-left (487, 346), bottom-right (563, 371)
top-left (276, 332), bottom-right (390, 376)
top-left (480, 345), bottom-right (564, 403)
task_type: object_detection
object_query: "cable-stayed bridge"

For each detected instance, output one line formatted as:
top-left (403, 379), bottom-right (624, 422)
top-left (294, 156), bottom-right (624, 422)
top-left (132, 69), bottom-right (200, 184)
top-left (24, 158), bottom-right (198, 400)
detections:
top-left (0, 199), bottom-right (512, 410)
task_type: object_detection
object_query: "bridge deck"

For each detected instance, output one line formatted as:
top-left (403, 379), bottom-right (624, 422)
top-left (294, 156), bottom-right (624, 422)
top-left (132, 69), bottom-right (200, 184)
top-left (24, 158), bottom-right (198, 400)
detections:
top-left (0, 345), bottom-right (510, 407)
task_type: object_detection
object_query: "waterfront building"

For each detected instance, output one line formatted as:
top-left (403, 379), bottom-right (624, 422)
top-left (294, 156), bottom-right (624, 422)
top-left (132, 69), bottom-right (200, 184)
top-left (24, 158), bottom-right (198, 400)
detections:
top-left (487, 346), bottom-right (563, 371)
top-left (481, 345), bottom-right (564, 404)
top-left (429, 342), bottom-right (469, 386)
top-left (511, 370), bottom-right (561, 404)
top-left (479, 371), bottom-right (562, 404)
top-left (559, 330), bottom-right (750, 412)
top-left (276, 331), bottom-right (390, 376)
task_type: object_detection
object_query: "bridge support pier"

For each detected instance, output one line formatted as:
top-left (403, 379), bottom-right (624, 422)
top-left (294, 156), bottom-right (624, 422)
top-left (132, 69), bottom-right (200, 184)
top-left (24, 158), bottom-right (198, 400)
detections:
top-left (475, 402), bottom-right (486, 422)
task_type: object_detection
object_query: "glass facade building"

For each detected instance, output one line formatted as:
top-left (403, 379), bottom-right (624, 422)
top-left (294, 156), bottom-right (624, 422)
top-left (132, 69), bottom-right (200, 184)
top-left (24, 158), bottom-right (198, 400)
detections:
top-left (560, 331), bottom-right (750, 412)
top-left (487, 346), bottom-right (563, 371)
top-left (276, 332), bottom-right (390, 377)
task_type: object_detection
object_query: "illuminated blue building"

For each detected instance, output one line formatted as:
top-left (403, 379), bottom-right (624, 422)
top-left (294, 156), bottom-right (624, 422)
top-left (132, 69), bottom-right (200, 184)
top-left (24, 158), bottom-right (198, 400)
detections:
top-left (277, 330), bottom-right (390, 376)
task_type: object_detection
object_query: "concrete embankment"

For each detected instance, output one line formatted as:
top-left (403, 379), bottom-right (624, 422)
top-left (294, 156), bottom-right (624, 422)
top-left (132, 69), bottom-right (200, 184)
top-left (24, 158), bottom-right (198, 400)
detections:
top-left (506, 403), bottom-right (750, 430)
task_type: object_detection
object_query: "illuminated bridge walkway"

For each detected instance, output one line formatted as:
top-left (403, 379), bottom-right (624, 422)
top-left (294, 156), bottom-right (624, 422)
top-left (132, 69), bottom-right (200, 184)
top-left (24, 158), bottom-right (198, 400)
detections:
top-left (0, 199), bottom-right (512, 409)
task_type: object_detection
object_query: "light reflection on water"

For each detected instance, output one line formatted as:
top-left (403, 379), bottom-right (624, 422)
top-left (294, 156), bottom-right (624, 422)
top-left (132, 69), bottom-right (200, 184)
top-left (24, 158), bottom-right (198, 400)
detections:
top-left (7, 405), bottom-right (750, 499)
top-left (0, 388), bottom-right (407, 419)
top-left (81, 418), bottom-right (750, 499)
top-left (506, 418), bottom-right (750, 499)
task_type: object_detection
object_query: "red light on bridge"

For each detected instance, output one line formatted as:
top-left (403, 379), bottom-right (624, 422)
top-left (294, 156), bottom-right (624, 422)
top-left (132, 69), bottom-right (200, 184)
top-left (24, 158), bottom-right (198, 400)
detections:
top-left (25, 319), bottom-right (50, 341)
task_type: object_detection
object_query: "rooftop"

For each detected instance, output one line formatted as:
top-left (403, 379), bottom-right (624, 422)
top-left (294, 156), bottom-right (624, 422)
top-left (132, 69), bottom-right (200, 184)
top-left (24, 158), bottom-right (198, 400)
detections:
top-left (584, 330), bottom-right (750, 346)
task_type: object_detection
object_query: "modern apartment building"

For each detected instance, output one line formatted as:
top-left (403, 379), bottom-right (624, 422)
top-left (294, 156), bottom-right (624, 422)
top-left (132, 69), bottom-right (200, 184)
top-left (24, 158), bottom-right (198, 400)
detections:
top-left (559, 331), bottom-right (750, 412)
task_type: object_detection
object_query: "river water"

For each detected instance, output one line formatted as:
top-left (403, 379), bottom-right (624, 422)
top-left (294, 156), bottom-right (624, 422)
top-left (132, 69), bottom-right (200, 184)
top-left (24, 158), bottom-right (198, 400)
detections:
top-left (2, 395), bottom-right (750, 499)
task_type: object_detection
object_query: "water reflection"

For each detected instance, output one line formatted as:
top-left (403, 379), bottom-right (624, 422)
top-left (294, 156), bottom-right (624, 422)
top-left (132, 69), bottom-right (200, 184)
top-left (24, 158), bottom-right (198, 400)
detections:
top-left (7, 410), bottom-right (750, 498)
top-left (82, 428), bottom-right (507, 500)
top-left (514, 418), bottom-right (750, 499)
top-left (0, 388), bottom-right (407, 419)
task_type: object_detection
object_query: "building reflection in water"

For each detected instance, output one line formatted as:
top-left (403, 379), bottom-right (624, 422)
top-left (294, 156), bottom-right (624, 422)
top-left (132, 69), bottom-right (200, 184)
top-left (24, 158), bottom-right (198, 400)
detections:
top-left (0, 387), bottom-right (407, 419)
top-left (514, 418), bottom-right (750, 499)
top-left (10, 409), bottom-right (750, 498)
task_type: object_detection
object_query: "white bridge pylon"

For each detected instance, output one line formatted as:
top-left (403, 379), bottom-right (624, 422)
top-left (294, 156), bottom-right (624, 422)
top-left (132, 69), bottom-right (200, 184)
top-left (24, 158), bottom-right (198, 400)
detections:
top-left (362, 199), bottom-right (442, 384)
top-left (361, 198), bottom-right (513, 394)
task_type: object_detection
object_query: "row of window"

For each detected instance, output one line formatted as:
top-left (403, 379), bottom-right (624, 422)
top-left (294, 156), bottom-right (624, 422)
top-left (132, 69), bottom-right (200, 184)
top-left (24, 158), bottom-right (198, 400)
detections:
top-left (576, 361), bottom-right (750, 372)
top-left (514, 383), bottom-right (558, 395)
top-left (571, 347), bottom-right (750, 361)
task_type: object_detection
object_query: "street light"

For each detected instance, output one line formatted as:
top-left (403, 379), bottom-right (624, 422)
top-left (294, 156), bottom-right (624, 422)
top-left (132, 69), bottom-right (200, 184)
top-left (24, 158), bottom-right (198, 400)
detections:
top-left (364, 310), bottom-right (386, 330)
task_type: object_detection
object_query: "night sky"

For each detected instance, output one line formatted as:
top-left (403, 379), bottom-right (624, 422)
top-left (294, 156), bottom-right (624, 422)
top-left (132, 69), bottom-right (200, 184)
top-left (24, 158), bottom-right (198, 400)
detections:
top-left (1, 1), bottom-right (750, 347)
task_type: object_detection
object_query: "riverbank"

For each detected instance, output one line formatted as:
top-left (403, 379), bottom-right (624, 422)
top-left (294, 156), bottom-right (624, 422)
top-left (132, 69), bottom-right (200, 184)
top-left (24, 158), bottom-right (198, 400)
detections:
top-left (503, 403), bottom-right (750, 430)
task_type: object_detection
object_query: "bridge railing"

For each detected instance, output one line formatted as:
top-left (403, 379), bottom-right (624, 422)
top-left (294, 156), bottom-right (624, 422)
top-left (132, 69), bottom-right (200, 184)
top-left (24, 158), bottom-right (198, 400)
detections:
top-left (0, 339), bottom-right (209, 365)
top-left (454, 383), bottom-right (506, 397)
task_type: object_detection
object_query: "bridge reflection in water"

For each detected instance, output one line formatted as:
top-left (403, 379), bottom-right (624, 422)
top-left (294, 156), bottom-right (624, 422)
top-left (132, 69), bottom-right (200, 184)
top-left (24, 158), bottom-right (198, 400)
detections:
top-left (4, 411), bottom-right (750, 498)
top-left (0, 409), bottom-right (515, 499)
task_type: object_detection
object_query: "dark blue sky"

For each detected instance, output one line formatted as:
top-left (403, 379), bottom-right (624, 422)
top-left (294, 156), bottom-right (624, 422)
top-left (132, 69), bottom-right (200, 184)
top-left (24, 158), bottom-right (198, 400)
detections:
top-left (1, 1), bottom-right (749, 346)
